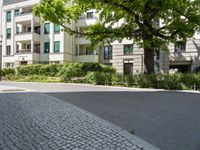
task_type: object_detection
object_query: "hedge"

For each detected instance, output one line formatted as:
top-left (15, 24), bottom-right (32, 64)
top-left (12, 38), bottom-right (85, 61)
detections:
top-left (5, 63), bottom-right (200, 90)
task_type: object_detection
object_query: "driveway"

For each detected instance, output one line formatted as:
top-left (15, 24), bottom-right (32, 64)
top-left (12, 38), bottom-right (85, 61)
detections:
top-left (1, 82), bottom-right (200, 150)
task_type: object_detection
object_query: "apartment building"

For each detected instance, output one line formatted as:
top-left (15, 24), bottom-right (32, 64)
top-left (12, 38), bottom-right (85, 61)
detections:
top-left (1, 0), bottom-right (200, 75)
top-left (1, 0), bottom-right (75, 68)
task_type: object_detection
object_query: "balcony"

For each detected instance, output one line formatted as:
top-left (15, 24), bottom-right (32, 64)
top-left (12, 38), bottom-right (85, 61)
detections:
top-left (77, 17), bottom-right (98, 27)
top-left (76, 37), bottom-right (90, 45)
top-left (16, 49), bottom-right (40, 54)
top-left (15, 32), bottom-right (40, 42)
top-left (15, 10), bottom-right (40, 23)
top-left (16, 49), bottom-right (31, 54)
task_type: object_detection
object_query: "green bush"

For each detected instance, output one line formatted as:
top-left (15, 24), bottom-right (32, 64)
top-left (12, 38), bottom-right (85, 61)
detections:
top-left (81, 63), bottom-right (102, 75)
top-left (123, 75), bottom-right (136, 87)
top-left (60, 65), bottom-right (84, 82)
top-left (1, 68), bottom-right (16, 76)
top-left (85, 72), bottom-right (112, 85)
top-left (39, 64), bottom-right (62, 76)
top-left (17, 64), bottom-right (43, 76)
top-left (17, 64), bottom-right (62, 76)
top-left (112, 74), bottom-right (124, 86)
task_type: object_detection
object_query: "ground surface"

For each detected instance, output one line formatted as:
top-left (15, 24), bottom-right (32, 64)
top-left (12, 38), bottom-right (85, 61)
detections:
top-left (0, 85), bottom-right (156, 150)
top-left (1, 82), bottom-right (200, 150)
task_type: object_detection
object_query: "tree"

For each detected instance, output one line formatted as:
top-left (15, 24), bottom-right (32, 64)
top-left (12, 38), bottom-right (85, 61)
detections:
top-left (33, 0), bottom-right (200, 73)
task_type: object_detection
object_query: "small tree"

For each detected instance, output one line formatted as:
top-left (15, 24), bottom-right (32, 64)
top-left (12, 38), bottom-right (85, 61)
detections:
top-left (34, 0), bottom-right (200, 73)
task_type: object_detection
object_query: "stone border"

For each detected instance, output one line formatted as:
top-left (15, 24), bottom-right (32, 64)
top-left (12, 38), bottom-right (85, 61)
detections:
top-left (2, 81), bottom-right (200, 94)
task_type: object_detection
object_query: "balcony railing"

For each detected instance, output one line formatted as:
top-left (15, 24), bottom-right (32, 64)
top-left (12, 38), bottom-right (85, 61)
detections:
top-left (16, 49), bottom-right (40, 54)
top-left (16, 31), bottom-right (40, 35)
top-left (15, 10), bottom-right (32, 16)
top-left (16, 49), bottom-right (31, 53)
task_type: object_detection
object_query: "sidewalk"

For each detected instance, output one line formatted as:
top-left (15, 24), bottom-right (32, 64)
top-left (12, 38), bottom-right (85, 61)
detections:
top-left (0, 85), bottom-right (159, 150)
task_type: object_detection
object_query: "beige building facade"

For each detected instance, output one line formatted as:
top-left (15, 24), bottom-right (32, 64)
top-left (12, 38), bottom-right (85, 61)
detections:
top-left (0, 0), bottom-right (200, 75)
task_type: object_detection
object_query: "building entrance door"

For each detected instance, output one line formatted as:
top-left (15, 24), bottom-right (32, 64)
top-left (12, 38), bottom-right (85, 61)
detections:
top-left (124, 63), bottom-right (133, 75)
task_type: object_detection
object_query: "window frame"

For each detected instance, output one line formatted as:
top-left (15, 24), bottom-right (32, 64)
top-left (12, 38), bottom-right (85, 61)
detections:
top-left (87, 12), bottom-right (94, 18)
top-left (104, 46), bottom-right (112, 60)
top-left (124, 44), bottom-right (133, 55)
top-left (44, 23), bottom-right (50, 34)
top-left (54, 24), bottom-right (60, 33)
top-left (6, 46), bottom-right (11, 56)
top-left (6, 11), bottom-right (11, 22)
top-left (174, 41), bottom-right (186, 53)
top-left (6, 28), bottom-right (11, 39)
top-left (44, 42), bottom-right (50, 53)
top-left (54, 41), bottom-right (60, 53)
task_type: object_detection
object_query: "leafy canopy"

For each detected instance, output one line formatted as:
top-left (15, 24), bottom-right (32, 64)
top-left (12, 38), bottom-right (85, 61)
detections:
top-left (33, 0), bottom-right (200, 49)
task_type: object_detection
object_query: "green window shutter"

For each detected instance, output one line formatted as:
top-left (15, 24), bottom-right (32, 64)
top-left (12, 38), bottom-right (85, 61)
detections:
top-left (7, 11), bottom-right (11, 22)
top-left (44, 42), bottom-right (50, 53)
top-left (54, 41), bottom-right (60, 53)
top-left (54, 24), bottom-right (60, 33)
top-left (44, 23), bottom-right (50, 34)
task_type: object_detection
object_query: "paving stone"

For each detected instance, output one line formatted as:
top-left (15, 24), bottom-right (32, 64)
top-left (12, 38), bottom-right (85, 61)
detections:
top-left (0, 92), bottom-right (157, 150)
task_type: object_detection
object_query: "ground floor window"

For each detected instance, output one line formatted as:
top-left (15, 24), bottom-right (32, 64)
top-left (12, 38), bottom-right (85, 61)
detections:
top-left (104, 46), bottom-right (112, 59)
top-left (5, 63), bottom-right (14, 68)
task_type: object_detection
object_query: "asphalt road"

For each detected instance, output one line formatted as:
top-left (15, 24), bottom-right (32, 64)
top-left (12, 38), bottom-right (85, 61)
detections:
top-left (1, 82), bottom-right (200, 150)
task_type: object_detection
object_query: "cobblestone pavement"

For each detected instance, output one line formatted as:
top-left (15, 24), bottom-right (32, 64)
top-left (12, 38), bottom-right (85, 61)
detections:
top-left (0, 91), bottom-right (157, 150)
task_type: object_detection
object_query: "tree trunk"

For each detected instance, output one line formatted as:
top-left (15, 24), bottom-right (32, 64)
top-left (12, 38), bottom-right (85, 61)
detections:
top-left (142, 31), bottom-right (155, 74)
top-left (144, 47), bottom-right (155, 74)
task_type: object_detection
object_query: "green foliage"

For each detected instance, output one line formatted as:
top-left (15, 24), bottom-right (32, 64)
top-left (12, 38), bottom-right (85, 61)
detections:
top-left (0, 68), bottom-right (15, 76)
top-left (7, 75), bottom-right (61, 83)
top-left (17, 64), bottom-right (43, 76)
top-left (85, 72), bottom-right (112, 85)
top-left (33, 0), bottom-right (200, 73)
top-left (59, 64), bottom-right (84, 82)
top-left (39, 64), bottom-right (62, 76)
top-left (17, 64), bottom-right (62, 76)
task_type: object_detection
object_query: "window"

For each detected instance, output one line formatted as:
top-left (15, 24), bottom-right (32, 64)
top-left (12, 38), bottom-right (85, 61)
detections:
top-left (54, 41), bottom-right (60, 53)
top-left (104, 46), bottom-right (112, 59)
top-left (6, 11), bottom-right (11, 22)
top-left (54, 24), bottom-right (60, 33)
top-left (16, 27), bottom-right (20, 34)
top-left (87, 12), bottom-right (94, 18)
top-left (175, 41), bottom-right (186, 53)
top-left (6, 28), bottom-right (11, 39)
top-left (86, 47), bottom-right (94, 55)
top-left (34, 26), bottom-right (40, 34)
top-left (6, 46), bottom-right (11, 55)
top-left (15, 9), bottom-right (20, 16)
top-left (124, 44), bottom-right (133, 55)
top-left (44, 23), bottom-right (50, 34)
top-left (27, 27), bottom-right (31, 32)
top-left (44, 42), bottom-right (50, 53)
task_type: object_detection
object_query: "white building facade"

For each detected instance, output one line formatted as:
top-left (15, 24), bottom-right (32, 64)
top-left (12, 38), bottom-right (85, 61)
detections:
top-left (0, 0), bottom-right (200, 75)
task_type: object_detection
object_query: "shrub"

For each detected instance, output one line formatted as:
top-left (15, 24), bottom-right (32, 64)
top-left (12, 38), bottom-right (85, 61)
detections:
top-left (39, 64), bottom-right (62, 76)
top-left (123, 75), bottom-right (136, 87)
top-left (111, 74), bottom-right (124, 86)
top-left (81, 63), bottom-right (102, 75)
top-left (1, 68), bottom-right (16, 76)
top-left (60, 65), bottom-right (84, 82)
top-left (85, 72), bottom-right (112, 85)
top-left (17, 64), bottom-right (42, 76)
top-left (100, 64), bottom-right (116, 74)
